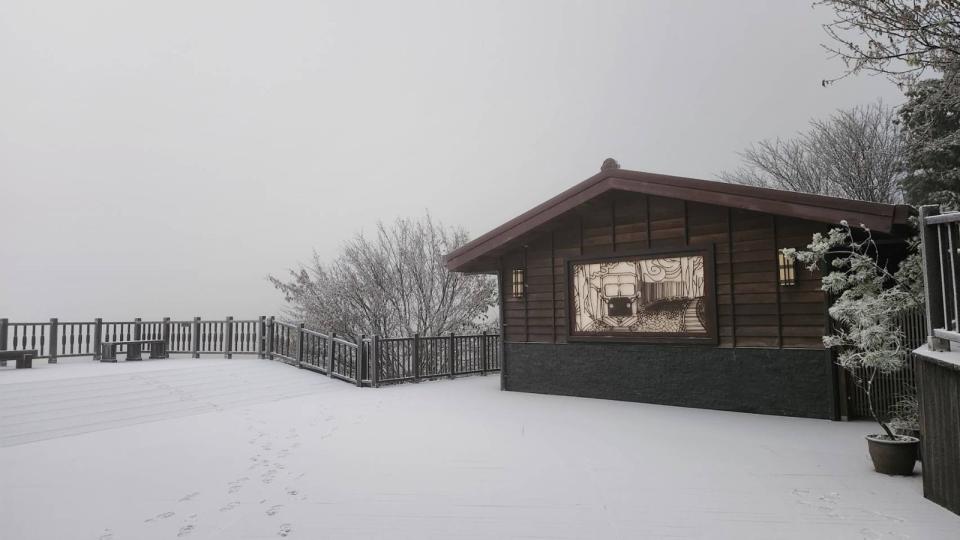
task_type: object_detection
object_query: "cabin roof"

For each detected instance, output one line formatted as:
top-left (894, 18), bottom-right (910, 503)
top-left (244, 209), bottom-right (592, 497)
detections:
top-left (445, 167), bottom-right (913, 273)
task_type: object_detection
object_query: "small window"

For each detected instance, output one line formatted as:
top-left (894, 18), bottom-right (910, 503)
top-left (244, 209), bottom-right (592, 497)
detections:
top-left (778, 251), bottom-right (796, 286)
top-left (511, 269), bottom-right (525, 298)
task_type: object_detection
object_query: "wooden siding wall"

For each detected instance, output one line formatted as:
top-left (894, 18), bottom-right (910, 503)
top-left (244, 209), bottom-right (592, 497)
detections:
top-left (501, 191), bottom-right (827, 349)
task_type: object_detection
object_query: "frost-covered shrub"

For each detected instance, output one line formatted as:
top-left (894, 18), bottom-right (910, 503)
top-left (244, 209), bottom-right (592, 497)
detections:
top-left (788, 221), bottom-right (922, 439)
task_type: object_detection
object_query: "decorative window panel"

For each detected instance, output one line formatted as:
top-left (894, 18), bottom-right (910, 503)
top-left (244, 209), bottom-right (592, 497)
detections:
top-left (567, 247), bottom-right (717, 343)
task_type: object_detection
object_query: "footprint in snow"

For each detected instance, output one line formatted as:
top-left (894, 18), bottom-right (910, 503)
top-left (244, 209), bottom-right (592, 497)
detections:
top-left (178, 491), bottom-right (200, 502)
top-left (262, 469), bottom-right (278, 484)
top-left (144, 511), bottom-right (175, 523)
top-left (219, 502), bottom-right (240, 512)
top-left (177, 513), bottom-right (198, 537)
top-left (98, 528), bottom-right (113, 540)
top-left (228, 477), bottom-right (249, 494)
top-left (278, 523), bottom-right (293, 537)
top-left (266, 504), bottom-right (283, 516)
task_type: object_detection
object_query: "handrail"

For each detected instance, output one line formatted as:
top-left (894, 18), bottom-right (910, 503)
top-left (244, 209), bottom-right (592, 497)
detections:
top-left (0, 315), bottom-right (501, 388)
top-left (920, 205), bottom-right (960, 350)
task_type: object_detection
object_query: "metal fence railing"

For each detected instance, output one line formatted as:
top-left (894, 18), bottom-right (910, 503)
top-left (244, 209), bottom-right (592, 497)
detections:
top-left (262, 318), bottom-right (500, 387)
top-left (0, 316), bottom-right (501, 388)
top-left (920, 205), bottom-right (960, 350)
top-left (0, 316), bottom-right (272, 363)
top-left (847, 307), bottom-right (926, 419)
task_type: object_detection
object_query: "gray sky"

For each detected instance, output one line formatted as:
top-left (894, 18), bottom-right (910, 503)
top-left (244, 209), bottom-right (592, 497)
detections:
top-left (1, 1), bottom-right (904, 321)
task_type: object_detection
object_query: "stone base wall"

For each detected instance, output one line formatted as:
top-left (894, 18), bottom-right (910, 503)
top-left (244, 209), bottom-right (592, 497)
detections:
top-left (503, 342), bottom-right (834, 419)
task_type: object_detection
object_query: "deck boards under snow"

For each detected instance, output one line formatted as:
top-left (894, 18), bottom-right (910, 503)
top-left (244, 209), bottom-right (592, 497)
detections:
top-left (1, 357), bottom-right (958, 539)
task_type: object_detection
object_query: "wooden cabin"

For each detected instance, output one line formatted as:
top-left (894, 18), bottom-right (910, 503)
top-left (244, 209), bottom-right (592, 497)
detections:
top-left (445, 162), bottom-right (913, 419)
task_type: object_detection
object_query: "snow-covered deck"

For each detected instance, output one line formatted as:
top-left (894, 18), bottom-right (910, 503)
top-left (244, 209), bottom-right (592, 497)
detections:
top-left (1, 358), bottom-right (957, 539)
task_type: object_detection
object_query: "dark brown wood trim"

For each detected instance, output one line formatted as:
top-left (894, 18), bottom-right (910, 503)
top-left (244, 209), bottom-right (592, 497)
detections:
top-left (522, 246), bottom-right (529, 343)
top-left (682, 201), bottom-right (689, 246)
top-left (727, 208), bottom-right (737, 348)
top-left (498, 257), bottom-right (507, 337)
top-left (496, 264), bottom-right (507, 389)
top-left (578, 214), bottom-right (584, 255)
top-left (645, 195), bottom-right (652, 248)
top-left (610, 196), bottom-right (617, 252)
top-left (773, 215), bottom-right (783, 349)
top-left (551, 230), bottom-right (557, 343)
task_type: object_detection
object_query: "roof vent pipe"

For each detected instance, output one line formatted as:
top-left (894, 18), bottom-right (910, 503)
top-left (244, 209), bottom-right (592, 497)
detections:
top-left (601, 158), bottom-right (620, 171)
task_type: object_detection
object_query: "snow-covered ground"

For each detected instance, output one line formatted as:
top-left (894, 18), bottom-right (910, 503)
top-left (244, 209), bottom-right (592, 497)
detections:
top-left (1, 358), bottom-right (957, 539)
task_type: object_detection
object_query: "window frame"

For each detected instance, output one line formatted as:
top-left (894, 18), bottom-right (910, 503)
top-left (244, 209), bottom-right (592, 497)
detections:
top-left (565, 245), bottom-right (718, 345)
top-left (511, 268), bottom-right (525, 299)
top-left (778, 250), bottom-right (797, 287)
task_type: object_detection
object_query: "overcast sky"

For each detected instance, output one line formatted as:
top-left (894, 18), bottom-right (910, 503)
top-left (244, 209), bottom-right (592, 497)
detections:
top-left (1, 1), bottom-right (904, 321)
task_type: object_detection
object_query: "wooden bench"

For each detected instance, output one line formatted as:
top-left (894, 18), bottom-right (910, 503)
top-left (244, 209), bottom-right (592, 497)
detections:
top-left (100, 340), bottom-right (168, 362)
top-left (0, 350), bottom-right (37, 369)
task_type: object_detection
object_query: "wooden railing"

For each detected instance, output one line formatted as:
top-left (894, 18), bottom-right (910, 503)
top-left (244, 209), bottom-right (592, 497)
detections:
top-left (920, 205), bottom-right (960, 350)
top-left (0, 316), bottom-right (501, 387)
top-left (262, 317), bottom-right (500, 387)
top-left (0, 317), bottom-right (270, 362)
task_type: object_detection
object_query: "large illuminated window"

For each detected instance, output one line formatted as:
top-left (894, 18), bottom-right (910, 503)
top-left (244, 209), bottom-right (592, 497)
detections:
top-left (568, 248), bottom-right (716, 343)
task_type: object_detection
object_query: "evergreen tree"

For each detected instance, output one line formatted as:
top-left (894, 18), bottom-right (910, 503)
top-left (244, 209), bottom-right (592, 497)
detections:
top-left (899, 75), bottom-right (960, 205)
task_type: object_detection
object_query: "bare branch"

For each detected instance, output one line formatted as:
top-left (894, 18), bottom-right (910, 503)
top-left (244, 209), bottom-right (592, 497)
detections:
top-left (269, 214), bottom-right (497, 340)
top-left (719, 101), bottom-right (905, 203)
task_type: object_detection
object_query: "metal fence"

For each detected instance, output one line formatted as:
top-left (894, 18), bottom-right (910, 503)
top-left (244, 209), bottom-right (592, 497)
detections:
top-left (919, 206), bottom-right (960, 350)
top-left (0, 317), bottom-right (269, 362)
top-left (846, 307), bottom-right (926, 419)
top-left (0, 316), bottom-right (501, 388)
top-left (262, 318), bottom-right (501, 387)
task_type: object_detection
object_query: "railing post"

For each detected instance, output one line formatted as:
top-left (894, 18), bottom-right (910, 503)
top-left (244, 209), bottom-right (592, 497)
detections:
top-left (371, 335), bottom-right (380, 388)
top-left (161, 317), bottom-right (170, 354)
top-left (920, 205), bottom-right (950, 351)
top-left (357, 334), bottom-right (366, 387)
top-left (480, 331), bottom-right (488, 375)
top-left (48, 318), bottom-right (59, 364)
top-left (133, 317), bottom-right (142, 341)
top-left (0, 318), bottom-right (7, 367)
top-left (257, 316), bottom-right (266, 358)
top-left (225, 316), bottom-right (234, 359)
top-left (93, 318), bottom-right (103, 360)
top-left (448, 332), bottom-right (456, 379)
top-left (191, 317), bottom-right (201, 358)
top-left (266, 316), bottom-right (275, 359)
top-left (327, 333), bottom-right (336, 377)
top-left (413, 332), bottom-right (420, 382)
top-left (296, 322), bottom-right (305, 368)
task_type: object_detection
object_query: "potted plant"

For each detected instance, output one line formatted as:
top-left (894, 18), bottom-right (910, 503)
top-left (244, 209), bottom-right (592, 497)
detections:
top-left (788, 222), bottom-right (922, 475)
top-left (890, 393), bottom-right (922, 461)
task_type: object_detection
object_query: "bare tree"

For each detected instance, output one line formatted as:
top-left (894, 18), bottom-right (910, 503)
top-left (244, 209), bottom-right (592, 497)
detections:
top-left (270, 214), bottom-right (497, 339)
top-left (719, 102), bottom-right (905, 203)
top-left (818, 0), bottom-right (960, 84)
